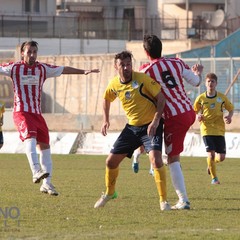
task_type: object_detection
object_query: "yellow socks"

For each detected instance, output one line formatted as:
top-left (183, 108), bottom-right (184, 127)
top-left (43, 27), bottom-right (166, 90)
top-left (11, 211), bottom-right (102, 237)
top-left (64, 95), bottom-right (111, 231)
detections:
top-left (207, 157), bottom-right (217, 179)
top-left (154, 166), bottom-right (167, 202)
top-left (105, 166), bottom-right (119, 195)
top-left (214, 156), bottom-right (221, 163)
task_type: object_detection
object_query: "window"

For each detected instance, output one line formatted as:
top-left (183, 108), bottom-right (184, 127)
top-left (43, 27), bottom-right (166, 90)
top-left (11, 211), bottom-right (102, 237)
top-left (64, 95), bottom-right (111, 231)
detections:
top-left (33, 0), bottom-right (40, 13)
top-left (24, 0), bottom-right (31, 12)
top-left (23, 0), bottom-right (40, 13)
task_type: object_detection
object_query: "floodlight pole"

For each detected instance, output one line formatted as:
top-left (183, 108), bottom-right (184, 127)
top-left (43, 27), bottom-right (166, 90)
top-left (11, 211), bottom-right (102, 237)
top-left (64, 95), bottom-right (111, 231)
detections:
top-left (186, 0), bottom-right (189, 36)
top-left (225, 0), bottom-right (228, 37)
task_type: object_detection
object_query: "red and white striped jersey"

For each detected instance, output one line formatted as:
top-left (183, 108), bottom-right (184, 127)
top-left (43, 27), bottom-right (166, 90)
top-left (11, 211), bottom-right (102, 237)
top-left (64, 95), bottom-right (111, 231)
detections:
top-left (0, 61), bottom-right (64, 114)
top-left (140, 57), bottom-right (201, 119)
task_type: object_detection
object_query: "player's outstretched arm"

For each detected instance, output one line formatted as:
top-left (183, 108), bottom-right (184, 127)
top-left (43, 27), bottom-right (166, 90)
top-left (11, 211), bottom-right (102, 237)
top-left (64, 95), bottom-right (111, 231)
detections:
top-left (62, 66), bottom-right (100, 75)
top-left (184, 63), bottom-right (204, 87)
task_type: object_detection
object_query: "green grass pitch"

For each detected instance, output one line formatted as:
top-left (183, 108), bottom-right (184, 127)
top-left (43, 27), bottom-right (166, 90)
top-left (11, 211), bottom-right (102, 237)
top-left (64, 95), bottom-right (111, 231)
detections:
top-left (0, 153), bottom-right (239, 239)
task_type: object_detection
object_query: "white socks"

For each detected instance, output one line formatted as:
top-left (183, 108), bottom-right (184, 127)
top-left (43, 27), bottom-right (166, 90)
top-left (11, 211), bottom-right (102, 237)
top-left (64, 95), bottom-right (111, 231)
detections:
top-left (39, 148), bottom-right (52, 185)
top-left (25, 138), bottom-right (52, 184)
top-left (25, 138), bottom-right (40, 175)
top-left (133, 148), bottom-right (141, 163)
top-left (169, 161), bottom-right (188, 203)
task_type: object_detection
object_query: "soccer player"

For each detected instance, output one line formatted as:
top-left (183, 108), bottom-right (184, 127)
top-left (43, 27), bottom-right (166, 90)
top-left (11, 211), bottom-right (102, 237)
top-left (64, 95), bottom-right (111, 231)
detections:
top-left (131, 145), bottom-right (144, 173)
top-left (0, 40), bottom-right (100, 196)
top-left (193, 73), bottom-right (234, 184)
top-left (0, 101), bottom-right (5, 149)
top-left (137, 34), bottom-right (204, 210)
top-left (94, 51), bottom-right (171, 211)
top-left (132, 146), bottom-right (155, 175)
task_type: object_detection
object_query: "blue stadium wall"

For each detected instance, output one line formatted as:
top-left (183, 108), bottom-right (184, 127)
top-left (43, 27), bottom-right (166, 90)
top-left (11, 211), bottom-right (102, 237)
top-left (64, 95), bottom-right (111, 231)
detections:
top-left (168, 28), bottom-right (240, 58)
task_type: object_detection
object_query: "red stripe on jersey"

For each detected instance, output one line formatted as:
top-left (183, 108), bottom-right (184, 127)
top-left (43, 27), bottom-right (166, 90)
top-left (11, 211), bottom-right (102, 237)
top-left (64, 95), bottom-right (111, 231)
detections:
top-left (23, 65), bottom-right (31, 113)
top-left (143, 58), bottom-right (193, 119)
top-left (169, 60), bottom-right (192, 112)
top-left (31, 66), bottom-right (37, 113)
top-left (12, 63), bottom-right (24, 112)
top-left (7, 61), bottom-right (62, 114)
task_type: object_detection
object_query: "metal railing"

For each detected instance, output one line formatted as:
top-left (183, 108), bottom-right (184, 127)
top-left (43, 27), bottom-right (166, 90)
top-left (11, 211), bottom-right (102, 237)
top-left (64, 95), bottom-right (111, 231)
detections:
top-left (0, 14), bottom-right (237, 41)
top-left (182, 57), bottom-right (240, 111)
top-left (1, 56), bottom-right (240, 113)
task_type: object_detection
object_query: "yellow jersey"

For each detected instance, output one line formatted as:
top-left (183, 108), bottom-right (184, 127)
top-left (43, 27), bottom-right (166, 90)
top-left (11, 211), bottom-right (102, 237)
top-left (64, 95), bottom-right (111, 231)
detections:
top-left (104, 71), bottom-right (161, 126)
top-left (193, 91), bottom-right (234, 136)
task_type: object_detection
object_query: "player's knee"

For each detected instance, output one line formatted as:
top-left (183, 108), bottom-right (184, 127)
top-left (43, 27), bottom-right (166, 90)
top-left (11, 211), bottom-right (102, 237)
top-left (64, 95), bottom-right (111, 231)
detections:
top-left (167, 154), bottom-right (180, 164)
top-left (106, 154), bottom-right (124, 168)
top-left (220, 155), bottom-right (225, 162)
top-left (150, 157), bottom-right (163, 168)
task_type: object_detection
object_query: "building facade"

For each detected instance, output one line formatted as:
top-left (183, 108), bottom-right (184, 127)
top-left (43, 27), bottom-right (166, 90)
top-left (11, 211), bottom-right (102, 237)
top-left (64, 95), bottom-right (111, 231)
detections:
top-left (0, 0), bottom-right (239, 40)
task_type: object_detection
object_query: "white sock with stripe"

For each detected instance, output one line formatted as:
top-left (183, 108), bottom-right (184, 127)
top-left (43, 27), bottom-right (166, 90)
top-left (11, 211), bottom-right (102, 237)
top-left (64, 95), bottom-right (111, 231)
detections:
top-left (25, 138), bottom-right (40, 175)
top-left (39, 148), bottom-right (52, 185)
top-left (169, 161), bottom-right (189, 203)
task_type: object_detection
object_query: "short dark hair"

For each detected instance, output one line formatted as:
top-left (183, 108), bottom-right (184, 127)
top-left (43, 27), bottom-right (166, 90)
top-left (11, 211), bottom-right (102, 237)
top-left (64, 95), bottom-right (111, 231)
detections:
top-left (205, 73), bottom-right (218, 82)
top-left (20, 40), bottom-right (38, 53)
top-left (143, 34), bottom-right (162, 59)
top-left (114, 51), bottom-right (133, 64)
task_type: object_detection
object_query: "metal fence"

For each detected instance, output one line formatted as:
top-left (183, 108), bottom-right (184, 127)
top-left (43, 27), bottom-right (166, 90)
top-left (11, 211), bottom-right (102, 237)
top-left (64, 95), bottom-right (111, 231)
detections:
top-left (1, 55), bottom-right (239, 113)
top-left (0, 14), bottom-right (238, 41)
top-left (181, 57), bottom-right (240, 111)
